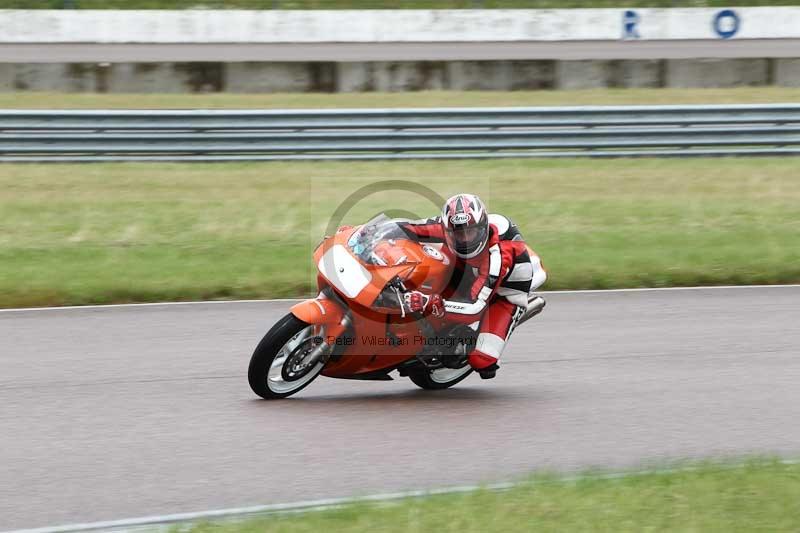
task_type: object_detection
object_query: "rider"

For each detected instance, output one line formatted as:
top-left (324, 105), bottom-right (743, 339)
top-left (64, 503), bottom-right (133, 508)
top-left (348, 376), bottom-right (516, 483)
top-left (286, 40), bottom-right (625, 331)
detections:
top-left (400, 194), bottom-right (546, 380)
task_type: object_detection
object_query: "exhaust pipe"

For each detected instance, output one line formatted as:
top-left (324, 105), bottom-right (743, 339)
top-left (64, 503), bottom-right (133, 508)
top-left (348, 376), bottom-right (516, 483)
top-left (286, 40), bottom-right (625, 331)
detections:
top-left (517, 295), bottom-right (546, 326)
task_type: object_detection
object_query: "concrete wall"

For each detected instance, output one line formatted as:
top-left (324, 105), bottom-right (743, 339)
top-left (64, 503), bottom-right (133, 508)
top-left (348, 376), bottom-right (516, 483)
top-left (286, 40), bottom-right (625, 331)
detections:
top-left (1, 58), bottom-right (796, 93)
top-left (2, 8), bottom-right (800, 44)
top-left (664, 59), bottom-right (770, 88)
top-left (3, 8), bottom-right (798, 93)
top-left (774, 59), bottom-right (800, 88)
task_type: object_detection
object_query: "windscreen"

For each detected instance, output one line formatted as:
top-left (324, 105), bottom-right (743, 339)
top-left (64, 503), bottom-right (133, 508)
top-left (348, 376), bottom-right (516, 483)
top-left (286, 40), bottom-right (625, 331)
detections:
top-left (346, 214), bottom-right (419, 266)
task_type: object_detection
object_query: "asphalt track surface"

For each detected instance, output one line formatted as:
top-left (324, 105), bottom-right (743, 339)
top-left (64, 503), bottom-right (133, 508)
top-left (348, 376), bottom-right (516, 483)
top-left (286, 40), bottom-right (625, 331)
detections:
top-left (1, 286), bottom-right (799, 530)
top-left (4, 39), bottom-right (800, 62)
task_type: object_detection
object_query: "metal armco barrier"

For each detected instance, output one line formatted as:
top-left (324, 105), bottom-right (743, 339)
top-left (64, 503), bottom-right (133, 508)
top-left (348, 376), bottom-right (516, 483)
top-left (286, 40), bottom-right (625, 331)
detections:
top-left (2, 104), bottom-right (800, 162)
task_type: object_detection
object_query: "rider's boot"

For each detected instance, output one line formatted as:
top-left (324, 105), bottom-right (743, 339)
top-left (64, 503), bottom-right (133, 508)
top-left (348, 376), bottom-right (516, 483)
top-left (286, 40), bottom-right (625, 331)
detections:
top-left (469, 351), bottom-right (499, 380)
top-left (477, 363), bottom-right (498, 380)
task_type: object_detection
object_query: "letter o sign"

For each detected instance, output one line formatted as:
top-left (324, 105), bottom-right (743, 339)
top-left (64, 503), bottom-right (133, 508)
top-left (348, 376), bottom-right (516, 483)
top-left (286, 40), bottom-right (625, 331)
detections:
top-left (713, 9), bottom-right (740, 39)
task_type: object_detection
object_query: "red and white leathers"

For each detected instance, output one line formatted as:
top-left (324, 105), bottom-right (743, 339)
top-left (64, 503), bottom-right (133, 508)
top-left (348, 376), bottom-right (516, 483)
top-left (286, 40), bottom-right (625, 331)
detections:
top-left (401, 214), bottom-right (546, 370)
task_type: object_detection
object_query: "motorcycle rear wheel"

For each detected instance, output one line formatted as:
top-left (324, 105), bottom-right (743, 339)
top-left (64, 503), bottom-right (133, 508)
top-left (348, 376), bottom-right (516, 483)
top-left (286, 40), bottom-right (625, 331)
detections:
top-left (407, 365), bottom-right (473, 390)
top-left (408, 324), bottom-right (474, 390)
top-left (248, 313), bottom-right (326, 399)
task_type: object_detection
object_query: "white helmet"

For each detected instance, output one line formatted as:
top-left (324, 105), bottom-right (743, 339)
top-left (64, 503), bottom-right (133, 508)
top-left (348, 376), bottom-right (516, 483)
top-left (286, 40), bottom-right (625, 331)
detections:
top-left (441, 193), bottom-right (489, 259)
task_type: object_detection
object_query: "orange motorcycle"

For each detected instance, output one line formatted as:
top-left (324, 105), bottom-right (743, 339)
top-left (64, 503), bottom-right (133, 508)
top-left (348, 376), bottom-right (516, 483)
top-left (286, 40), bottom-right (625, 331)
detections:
top-left (248, 214), bottom-right (545, 399)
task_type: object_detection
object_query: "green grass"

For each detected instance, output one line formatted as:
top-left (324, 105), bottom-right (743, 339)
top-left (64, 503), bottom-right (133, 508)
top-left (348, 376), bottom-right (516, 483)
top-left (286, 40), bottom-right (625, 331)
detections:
top-left (10, 0), bottom-right (800, 9)
top-left (184, 459), bottom-right (800, 532)
top-left (2, 157), bottom-right (799, 308)
top-left (5, 87), bottom-right (800, 109)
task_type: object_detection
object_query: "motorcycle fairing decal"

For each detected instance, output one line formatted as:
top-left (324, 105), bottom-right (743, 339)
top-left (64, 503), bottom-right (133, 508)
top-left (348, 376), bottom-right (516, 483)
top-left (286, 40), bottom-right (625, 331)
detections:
top-left (421, 244), bottom-right (444, 261)
top-left (317, 244), bottom-right (372, 299)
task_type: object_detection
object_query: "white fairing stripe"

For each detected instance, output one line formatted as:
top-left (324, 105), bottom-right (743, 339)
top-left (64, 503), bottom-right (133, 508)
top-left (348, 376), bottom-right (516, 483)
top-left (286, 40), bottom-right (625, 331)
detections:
top-left (488, 244), bottom-right (501, 277)
top-left (478, 286), bottom-right (492, 300)
top-left (476, 332), bottom-right (506, 359)
top-left (530, 255), bottom-right (547, 291)
top-left (317, 244), bottom-right (372, 299)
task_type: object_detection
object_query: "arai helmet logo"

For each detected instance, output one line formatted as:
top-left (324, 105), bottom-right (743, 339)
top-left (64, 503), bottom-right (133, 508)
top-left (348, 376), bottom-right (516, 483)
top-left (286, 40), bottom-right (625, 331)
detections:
top-left (450, 213), bottom-right (470, 225)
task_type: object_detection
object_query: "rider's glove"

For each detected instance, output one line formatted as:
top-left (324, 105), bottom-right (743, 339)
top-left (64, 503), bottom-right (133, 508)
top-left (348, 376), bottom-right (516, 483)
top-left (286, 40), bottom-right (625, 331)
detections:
top-left (403, 291), bottom-right (445, 318)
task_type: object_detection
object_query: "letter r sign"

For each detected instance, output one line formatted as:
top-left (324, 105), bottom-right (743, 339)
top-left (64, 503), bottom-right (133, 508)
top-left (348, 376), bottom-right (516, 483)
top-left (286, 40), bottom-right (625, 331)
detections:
top-left (622, 10), bottom-right (640, 40)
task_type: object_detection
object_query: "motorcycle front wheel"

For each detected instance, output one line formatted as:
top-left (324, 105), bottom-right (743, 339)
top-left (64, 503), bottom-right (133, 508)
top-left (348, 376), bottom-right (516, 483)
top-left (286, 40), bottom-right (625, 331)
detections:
top-left (248, 313), bottom-right (327, 399)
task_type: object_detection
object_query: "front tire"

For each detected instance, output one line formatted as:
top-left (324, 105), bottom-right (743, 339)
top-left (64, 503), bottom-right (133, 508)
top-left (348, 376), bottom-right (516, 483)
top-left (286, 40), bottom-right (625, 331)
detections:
top-left (248, 314), bottom-right (326, 399)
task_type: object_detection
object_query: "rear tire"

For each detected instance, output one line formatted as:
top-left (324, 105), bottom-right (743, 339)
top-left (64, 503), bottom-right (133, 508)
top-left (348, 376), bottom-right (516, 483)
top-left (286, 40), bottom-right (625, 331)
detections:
top-left (248, 313), bottom-right (325, 399)
top-left (408, 324), bottom-right (475, 390)
top-left (407, 365), bottom-right (472, 390)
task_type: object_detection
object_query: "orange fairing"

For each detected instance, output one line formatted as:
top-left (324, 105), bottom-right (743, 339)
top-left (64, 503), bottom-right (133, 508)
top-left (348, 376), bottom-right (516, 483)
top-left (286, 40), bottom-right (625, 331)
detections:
top-left (290, 297), bottom-right (345, 326)
top-left (290, 296), bottom-right (349, 347)
top-left (298, 215), bottom-right (460, 378)
top-left (314, 225), bottom-right (453, 310)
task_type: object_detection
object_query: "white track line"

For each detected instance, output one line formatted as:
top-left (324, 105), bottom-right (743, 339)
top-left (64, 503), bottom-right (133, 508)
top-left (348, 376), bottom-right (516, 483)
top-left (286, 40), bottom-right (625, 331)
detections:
top-left (545, 283), bottom-right (800, 294)
top-left (9, 459), bottom-right (798, 533)
top-left (7, 483), bottom-right (516, 533)
top-left (0, 284), bottom-right (798, 314)
top-left (0, 298), bottom-right (299, 313)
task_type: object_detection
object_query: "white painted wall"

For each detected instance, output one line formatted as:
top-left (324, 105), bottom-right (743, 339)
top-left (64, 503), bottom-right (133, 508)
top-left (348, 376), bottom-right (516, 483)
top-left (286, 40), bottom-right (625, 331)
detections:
top-left (0, 8), bottom-right (797, 44)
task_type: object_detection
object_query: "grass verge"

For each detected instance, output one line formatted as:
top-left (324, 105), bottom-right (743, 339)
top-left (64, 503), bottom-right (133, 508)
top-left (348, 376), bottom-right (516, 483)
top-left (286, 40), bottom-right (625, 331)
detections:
top-left (1, 157), bottom-right (799, 308)
top-left (5, 87), bottom-right (800, 109)
top-left (184, 459), bottom-right (800, 533)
